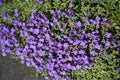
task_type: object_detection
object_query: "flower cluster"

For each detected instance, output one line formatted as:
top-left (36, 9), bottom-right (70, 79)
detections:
top-left (0, 5), bottom-right (120, 80)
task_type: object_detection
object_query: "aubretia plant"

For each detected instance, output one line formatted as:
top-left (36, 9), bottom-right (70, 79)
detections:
top-left (0, 1), bottom-right (120, 80)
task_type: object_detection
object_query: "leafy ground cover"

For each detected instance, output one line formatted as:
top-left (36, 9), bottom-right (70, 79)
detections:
top-left (0, 0), bottom-right (120, 80)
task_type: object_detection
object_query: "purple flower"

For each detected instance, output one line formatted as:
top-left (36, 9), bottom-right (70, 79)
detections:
top-left (53, 17), bottom-right (60, 25)
top-left (63, 35), bottom-right (68, 39)
top-left (94, 43), bottom-right (102, 51)
top-left (38, 50), bottom-right (45, 56)
top-left (14, 8), bottom-right (19, 17)
top-left (57, 42), bottom-right (62, 48)
top-left (69, 2), bottom-right (74, 7)
top-left (96, 21), bottom-right (100, 28)
top-left (87, 13), bottom-right (92, 17)
top-left (95, 16), bottom-right (100, 21)
top-left (2, 26), bottom-right (10, 33)
top-left (105, 32), bottom-right (111, 38)
top-left (32, 52), bottom-right (37, 57)
top-left (63, 43), bottom-right (69, 49)
top-left (80, 40), bottom-right (88, 48)
top-left (45, 33), bottom-right (50, 40)
top-left (5, 48), bottom-right (12, 53)
top-left (31, 60), bottom-right (36, 67)
top-left (20, 60), bottom-right (25, 64)
top-left (69, 22), bottom-right (74, 26)
top-left (50, 10), bottom-right (56, 16)
top-left (73, 50), bottom-right (78, 55)
top-left (84, 65), bottom-right (89, 69)
top-left (89, 19), bottom-right (96, 25)
top-left (17, 21), bottom-right (22, 27)
top-left (79, 34), bottom-right (84, 40)
top-left (112, 42), bottom-right (117, 48)
top-left (63, 23), bottom-right (67, 28)
top-left (76, 65), bottom-right (81, 69)
top-left (60, 71), bottom-right (66, 75)
top-left (42, 27), bottom-right (47, 32)
top-left (26, 62), bottom-right (31, 67)
top-left (1, 12), bottom-right (8, 21)
top-left (67, 38), bottom-right (74, 44)
top-left (29, 9), bottom-right (36, 20)
top-left (90, 57), bottom-right (95, 61)
top-left (30, 45), bottom-right (36, 50)
top-left (73, 30), bottom-right (77, 34)
top-left (60, 59), bottom-right (66, 63)
top-left (89, 63), bottom-right (94, 67)
top-left (29, 35), bottom-right (35, 40)
top-left (49, 40), bottom-right (54, 46)
top-left (56, 10), bottom-right (61, 18)
top-left (28, 22), bottom-right (34, 26)
top-left (90, 50), bottom-right (97, 56)
top-left (44, 76), bottom-right (49, 80)
top-left (116, 68), bottom-right (120, 73)
top-left (37, 42), bottom-right (43, 47)
top-left (2, 52), bottom-right (7, 56)
top-left (32, 20), bottom-right (38, 25)
top-left (62, 9), bottom-right (74, 19)
top-left (78, 50), bottom-right (86, 55)
top-left (31, 9), bottom-right (36, 14)
top-left (103, 17), bottom-right (107, 26)
top-left (117, 48), bottom-right (120, 52)
top-left (103, 17), bottom-right (107, 22)
top-left (105, 41), bottom-right (110, 47)
top-left (36, 0), bottom-right (43, 4)
top-left (65, 76), bottom-right (70, 80)
top-left (60, 28), bottom-right (64, 32)
top-left (34, 29), bottom-right (39, 34)
top-left (83, 57), bottom-right (89, 64)
top-left (0, 1), bottom-right (3, 7)
top-left (103, 53), bottom-right (107, 57)
top-left (80, 69), bottom-right (85, 73)
top-left (67, 56), bottom-right (72, 61)
top-left (66, 63), bottom-right (72, 70)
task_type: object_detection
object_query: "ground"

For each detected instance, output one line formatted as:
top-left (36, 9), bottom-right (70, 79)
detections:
top-left (0, 54), bottom-right (43, 80)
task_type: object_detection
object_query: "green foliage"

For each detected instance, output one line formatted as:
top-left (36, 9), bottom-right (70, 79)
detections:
top-left (71, 52), bottom-right (119, 80)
